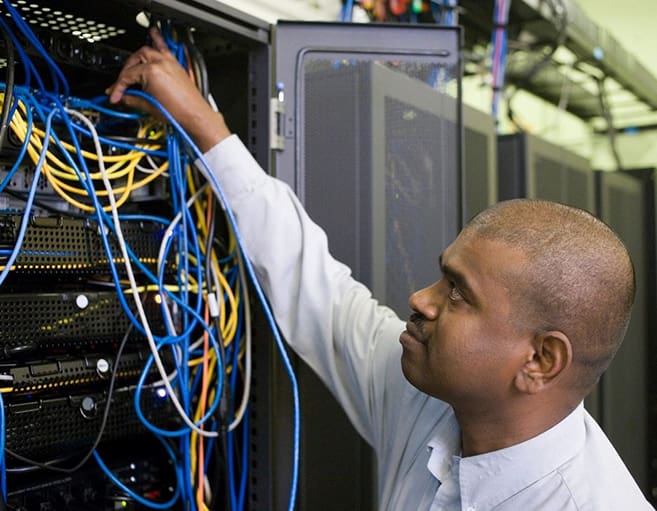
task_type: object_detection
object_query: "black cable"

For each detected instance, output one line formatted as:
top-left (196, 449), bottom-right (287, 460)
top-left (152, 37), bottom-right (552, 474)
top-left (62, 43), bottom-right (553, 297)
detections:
top-left (0, 19), bottom-right (16, 154)
top-left (5, 317), bottom-right (136, 473)
top-left (220, 426), bottom-right (233, 511)
top-left (101, 134), bottom-right (166, 145)
top-left (184, 28), bottom-right (209, 101)
top-left (507, 0), bottom-right (568, 129)
top-left (596, 76), bottom-right (623, 171)
top-left (5, 454), bottom-right (71, 473)
top-left (201, 196), bottom-right (236, 511)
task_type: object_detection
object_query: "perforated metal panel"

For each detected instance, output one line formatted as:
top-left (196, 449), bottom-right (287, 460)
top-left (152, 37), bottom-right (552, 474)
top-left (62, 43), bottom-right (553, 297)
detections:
top-left (498, 132), bottom-right (595, 214)
top-left (0, 291), bottom-right (164, 348)
top-left (0, 215), bottom-right (170, 279)
top-left (274, 22), bottom-right (461, 511)
top-left (8, 0), bottom-right (126, 43)
top-left (597, 170), bottom-right (651, 494)
top-left (5, 386), bottom-right (175, 458)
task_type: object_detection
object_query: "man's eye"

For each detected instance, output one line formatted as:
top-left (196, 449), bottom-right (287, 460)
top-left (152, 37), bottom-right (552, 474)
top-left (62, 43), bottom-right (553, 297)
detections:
top-left (448, 283), bottom-right (463, 302)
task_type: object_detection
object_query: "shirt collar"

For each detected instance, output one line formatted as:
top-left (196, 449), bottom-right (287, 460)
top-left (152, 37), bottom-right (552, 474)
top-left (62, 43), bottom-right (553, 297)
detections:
top-left (426, 409), bottom-right (461, 482)
top-left (426, 404), bottom-right (586, 511)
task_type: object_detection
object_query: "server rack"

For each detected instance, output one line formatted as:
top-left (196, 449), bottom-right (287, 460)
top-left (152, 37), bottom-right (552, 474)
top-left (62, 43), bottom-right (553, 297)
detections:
top-left (0, 2), bottom-right (273, 509)
top-left (1, 2), bottom-right (463, 510)
top-left (272, 22), bottom-right (461, 510)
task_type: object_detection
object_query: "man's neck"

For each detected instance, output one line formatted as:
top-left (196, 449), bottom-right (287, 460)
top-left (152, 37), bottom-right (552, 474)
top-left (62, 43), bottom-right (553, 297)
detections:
top-left (454, 399), bottom-right (575, 457)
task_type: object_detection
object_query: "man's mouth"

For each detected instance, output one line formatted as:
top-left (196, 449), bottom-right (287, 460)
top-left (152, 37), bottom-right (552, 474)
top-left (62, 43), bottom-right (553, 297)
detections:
top-left (400, 313), bottom-right (428, 346)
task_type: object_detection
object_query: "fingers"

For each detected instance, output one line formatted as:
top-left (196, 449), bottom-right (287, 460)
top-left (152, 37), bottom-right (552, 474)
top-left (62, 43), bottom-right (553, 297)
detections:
top-left (106, 46), bottom-right (167, 102)
top-left (105, 26), bottom-right (174, 105)
top-left (149, 27), bottom-right (169, 53)
top-left (104, 26), bottom-right (232, 150)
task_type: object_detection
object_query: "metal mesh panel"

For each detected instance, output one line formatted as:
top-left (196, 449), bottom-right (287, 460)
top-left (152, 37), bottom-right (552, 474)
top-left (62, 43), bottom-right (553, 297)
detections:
top-left (534, 156), bottom-right (564, 203)
top-left (0, 215), bottom-right (169, 278)
top-left (302, 59), bottom-right (459, 315)
top-left (384, 96), bottom-right (455, 315)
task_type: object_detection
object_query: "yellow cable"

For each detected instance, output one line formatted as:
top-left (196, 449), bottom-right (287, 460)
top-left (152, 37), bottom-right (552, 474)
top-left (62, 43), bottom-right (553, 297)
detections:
top-left (7, 102), bottom-right (168, 210)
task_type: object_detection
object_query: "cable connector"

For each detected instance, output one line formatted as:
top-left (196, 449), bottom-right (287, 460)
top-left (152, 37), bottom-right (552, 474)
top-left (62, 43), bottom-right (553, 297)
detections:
top-left (207, 291), bottom-right (220, 319)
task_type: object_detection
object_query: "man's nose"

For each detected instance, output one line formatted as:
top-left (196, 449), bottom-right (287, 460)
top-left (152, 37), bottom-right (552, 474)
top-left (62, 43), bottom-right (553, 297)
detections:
top-left (408, 282), bottom-right (440, 320)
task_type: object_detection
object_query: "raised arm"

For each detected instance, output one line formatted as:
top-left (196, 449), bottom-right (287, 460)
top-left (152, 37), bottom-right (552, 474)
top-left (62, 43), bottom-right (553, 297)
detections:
top-left (106, 29), bottom-right (408, 447)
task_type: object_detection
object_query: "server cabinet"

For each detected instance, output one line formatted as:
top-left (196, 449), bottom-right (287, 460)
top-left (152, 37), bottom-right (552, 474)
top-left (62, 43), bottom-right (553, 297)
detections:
top-left (1, 3), bottom-right (463, 510)
top-left (497, 132), bottom-right (595, 212)
top-left (596, 169), bottom-right (656, 501)
top-left (272, 22), bottom-right (461, 510)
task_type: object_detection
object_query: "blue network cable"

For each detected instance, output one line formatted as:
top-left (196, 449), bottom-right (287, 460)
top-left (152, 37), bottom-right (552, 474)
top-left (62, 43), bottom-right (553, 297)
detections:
top-left (0, 16), bottom-right (41, 91)
top-left (0, 87), bottom-right (33, 194)
top-left (0, 390), bottom-right (6, 503)
top-left (2, 0), bottom-right (69, 97)
top-left (133, 339), bottom-right (223, 438)
top-left (1, 8), bottom-right (284, 509)
top-left (0, 108), bottom-right (56, 287)
top-left (125, 89), bottom-right (301, 511)
top-left (93, 437), bottom-right (182, 510)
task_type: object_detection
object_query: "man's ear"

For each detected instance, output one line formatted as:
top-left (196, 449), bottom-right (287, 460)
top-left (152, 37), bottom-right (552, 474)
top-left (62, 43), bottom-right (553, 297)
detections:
top-left (514, 331), bottom-right (573, 394)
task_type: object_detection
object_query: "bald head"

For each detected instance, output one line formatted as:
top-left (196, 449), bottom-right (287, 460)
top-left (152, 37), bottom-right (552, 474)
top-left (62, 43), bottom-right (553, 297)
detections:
top-left (463, 199), bottom-right (635, 391)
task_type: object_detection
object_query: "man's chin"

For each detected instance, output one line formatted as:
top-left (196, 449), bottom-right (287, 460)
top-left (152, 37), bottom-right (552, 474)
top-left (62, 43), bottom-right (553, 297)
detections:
top-left (400, 353), bottom-right (424, 392)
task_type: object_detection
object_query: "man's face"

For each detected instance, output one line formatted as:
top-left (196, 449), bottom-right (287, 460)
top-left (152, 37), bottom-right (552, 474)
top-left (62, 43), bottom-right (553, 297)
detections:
top-left (399, 232), bottom-right (534, 412)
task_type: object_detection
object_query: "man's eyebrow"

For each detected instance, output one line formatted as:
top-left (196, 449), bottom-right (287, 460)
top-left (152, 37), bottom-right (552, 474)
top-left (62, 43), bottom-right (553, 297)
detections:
top-left (439, 253), bottom-right (476, 300)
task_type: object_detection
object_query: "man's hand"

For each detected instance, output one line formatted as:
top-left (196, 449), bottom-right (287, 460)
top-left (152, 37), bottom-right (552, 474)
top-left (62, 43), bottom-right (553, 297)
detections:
top-left (106, 27), bottom-right (231, 152)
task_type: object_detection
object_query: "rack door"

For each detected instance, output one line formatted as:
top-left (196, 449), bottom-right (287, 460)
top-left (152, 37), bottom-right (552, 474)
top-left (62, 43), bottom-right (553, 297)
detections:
top-left (272, 21), bottom-right (461, 511)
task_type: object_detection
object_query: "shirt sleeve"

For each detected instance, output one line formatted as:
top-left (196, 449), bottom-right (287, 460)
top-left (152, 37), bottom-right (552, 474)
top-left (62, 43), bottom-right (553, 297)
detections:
top-left (197, 135), bottom-right (408, 446)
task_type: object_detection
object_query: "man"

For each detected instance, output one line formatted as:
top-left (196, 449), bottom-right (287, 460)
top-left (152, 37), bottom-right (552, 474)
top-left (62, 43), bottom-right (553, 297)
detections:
top-left (107, 28), bottom-right (654, 510)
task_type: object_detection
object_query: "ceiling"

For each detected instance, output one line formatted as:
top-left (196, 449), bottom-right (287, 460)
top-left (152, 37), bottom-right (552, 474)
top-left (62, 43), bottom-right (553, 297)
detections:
top-left (218, 0), bottom-right (657, 132)
top-left (566, 0), bottom-right (657, 130)
top-left (577, 0), bottom-right (657, 79)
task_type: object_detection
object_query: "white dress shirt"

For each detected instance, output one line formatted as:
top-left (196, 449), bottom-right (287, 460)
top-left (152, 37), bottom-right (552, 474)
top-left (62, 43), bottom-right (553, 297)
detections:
top-left (201, 135), bottom-right (654, 511)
